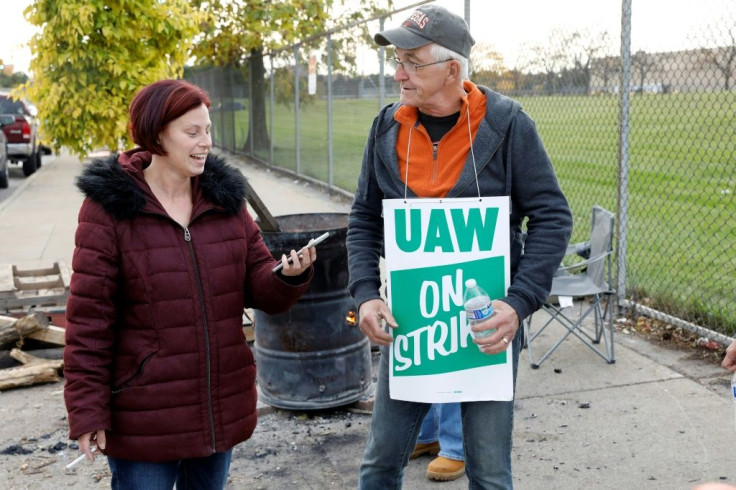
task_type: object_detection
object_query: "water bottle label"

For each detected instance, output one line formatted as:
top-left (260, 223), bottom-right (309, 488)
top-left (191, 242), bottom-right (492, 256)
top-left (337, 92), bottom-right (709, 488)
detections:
top-left (467, 304), bottom-right (493, 321)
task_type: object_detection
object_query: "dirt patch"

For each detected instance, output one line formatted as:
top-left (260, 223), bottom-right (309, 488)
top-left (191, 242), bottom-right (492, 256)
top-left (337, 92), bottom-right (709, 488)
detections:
top-left (0, 315), bottom-right (730, 489)
top-left (0, 388), bottom-right (371, 489)
top-left (616, 314), bottom-right (728, 365)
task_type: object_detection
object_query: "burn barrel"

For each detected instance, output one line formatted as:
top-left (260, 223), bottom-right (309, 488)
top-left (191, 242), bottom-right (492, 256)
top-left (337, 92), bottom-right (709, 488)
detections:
top-left (254, 213), bottom-right (372, 410)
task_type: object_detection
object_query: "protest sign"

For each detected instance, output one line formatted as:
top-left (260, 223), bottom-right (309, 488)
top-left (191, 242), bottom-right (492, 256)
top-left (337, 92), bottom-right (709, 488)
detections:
top-left (383, 197), bottom-right (512, 402)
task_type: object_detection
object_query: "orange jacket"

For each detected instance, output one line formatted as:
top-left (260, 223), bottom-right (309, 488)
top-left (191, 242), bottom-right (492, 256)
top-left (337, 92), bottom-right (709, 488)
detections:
top-left (395, 81), bottom-right (487, 197)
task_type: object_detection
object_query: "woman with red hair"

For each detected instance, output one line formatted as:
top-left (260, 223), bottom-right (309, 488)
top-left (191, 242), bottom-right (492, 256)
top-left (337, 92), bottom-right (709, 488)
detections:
top-left (64, 79), bottom-right (315, 488)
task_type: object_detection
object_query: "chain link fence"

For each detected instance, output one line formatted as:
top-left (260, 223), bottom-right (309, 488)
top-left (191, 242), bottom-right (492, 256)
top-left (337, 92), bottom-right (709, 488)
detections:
top-left (186, 0), bottom-right (736, 338)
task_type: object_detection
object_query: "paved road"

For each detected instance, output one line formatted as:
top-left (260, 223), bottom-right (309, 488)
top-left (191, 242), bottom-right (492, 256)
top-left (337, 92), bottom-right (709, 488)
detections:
top-left (0, 155), bottom-right (56, 205)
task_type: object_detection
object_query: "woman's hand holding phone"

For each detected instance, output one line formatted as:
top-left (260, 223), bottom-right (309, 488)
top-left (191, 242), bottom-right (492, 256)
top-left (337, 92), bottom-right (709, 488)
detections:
top-left (273, 232), bottom-right (328, 275)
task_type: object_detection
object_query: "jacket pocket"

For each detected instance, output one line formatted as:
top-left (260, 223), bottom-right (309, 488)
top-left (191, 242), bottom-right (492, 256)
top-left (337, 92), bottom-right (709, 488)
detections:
top-left (111, 350), bottom-right (157, 394)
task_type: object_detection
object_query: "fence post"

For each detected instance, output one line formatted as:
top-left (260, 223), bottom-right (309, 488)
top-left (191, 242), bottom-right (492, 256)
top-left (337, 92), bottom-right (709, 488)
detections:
top-left (465, 0), bottom-right (472, 73)
top-left (378, 17), bottom-right (385, 111)
top-left (269, 56), bottom-right (275, 167)
top-left (327, 34), bottom-right (334, 191)
top-left (229, 66), bottom-right (236, 153)
top-left (617, 0), bottom-right (632, 301)
top-left (247, 61), bottom-right (253, 157)
top-left (210, 69), bottom-right (218, 148)
top-left (294, 45), bottom-right (301, 176)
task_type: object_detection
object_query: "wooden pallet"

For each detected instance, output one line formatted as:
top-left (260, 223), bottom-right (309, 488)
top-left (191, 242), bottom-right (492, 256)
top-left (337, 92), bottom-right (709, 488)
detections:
top-left (0, 262), bottom-right (71, 312)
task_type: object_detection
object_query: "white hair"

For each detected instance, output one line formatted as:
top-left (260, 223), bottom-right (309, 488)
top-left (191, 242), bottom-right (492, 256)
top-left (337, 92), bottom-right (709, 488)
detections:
top-left (429, 43), bottom-right (469, 80)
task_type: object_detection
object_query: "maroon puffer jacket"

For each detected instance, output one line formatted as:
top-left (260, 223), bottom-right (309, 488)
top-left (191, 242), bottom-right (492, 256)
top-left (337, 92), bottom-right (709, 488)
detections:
top-left (64, 149), bottom-right (311, 462)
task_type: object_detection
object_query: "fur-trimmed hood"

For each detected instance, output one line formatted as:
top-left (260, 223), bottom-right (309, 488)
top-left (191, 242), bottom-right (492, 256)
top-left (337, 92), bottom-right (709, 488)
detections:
top-left (75, 149), bottom-right (247, 220)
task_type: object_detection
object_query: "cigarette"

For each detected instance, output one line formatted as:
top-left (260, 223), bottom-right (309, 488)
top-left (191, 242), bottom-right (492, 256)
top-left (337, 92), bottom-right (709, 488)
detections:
top-left (65, 446), bottom-right (97, 470)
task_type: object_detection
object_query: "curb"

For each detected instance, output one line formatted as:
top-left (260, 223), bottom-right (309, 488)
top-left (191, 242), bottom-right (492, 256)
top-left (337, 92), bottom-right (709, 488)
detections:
top-left (0, 159), bottom-right (47, 214)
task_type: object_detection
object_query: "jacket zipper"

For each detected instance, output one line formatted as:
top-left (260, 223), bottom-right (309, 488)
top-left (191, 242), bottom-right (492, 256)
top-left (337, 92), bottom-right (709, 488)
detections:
top-left (184, 226), bottom-right (217, 452)
top-left (413, 126), bottom-right (439, 186)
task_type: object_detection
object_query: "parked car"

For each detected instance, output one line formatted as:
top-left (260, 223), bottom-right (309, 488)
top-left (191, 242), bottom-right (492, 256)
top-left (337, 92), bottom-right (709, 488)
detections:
top-left (0, 114), bottom-right (13, 188)
top-left (0, 91), bottom-right (42, 177)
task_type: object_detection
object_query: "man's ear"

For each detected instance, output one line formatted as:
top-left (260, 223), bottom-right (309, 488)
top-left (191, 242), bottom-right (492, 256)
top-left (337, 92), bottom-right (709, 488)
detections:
top-left (447, 60), bottom-right (460, 82)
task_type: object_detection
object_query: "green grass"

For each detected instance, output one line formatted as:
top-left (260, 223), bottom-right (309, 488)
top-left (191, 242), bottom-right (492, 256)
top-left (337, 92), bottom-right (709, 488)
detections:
top-left (525, 93), bottom-right (736, 333)
top-left (221, 91), bottom-right (736, 332)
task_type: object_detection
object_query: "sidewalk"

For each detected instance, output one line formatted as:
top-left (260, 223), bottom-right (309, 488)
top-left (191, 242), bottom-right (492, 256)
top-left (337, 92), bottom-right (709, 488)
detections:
top-left (0, 154), bottom-right (733, 489)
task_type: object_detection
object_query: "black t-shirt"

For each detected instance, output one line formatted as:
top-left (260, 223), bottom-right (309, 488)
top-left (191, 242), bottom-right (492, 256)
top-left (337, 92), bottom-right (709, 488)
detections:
top-left (418, 111), bottom-right (461, 143)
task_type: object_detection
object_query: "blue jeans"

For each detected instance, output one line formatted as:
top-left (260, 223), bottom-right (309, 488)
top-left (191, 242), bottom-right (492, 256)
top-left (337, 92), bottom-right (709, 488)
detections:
top-left (108, 450), bottom-right (232, 490)
top-left (417, 403), bottom-right (464, 461)
top-left (359, 327), bottom-right (522, 489)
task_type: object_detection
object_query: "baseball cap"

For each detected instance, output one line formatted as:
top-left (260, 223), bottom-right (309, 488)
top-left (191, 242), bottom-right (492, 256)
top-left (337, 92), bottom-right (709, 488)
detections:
top-left (374, 5), bottom-right (475, 58)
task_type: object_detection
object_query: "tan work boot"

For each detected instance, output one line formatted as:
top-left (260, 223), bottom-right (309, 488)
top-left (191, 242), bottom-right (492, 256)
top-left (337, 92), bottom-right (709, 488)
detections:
top-left (410, 441), bottom-right (440, 459)
top-left (426, 456), bottom-right (466, 481)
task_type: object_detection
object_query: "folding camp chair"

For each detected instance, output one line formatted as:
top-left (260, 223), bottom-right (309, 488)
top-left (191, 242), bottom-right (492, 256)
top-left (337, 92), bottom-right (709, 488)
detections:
top-left (523, 205), bottom-right (616, 368)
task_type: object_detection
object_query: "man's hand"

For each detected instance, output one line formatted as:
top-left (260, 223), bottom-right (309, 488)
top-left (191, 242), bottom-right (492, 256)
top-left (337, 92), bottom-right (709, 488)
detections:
top-left (471, 300), bottom-right (519, 355)
top-left (723, 339), bottom-right (736, 371)
top-left (357, 299), bottom-right (397, 346)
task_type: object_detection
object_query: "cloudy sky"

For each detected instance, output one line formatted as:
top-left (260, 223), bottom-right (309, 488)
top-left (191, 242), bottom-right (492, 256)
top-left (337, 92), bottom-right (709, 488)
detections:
top-left (2, 0), bottom-right (731, 76)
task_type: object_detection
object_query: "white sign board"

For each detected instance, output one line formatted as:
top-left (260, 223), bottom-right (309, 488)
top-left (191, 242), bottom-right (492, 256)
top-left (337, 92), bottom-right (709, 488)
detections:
top-left (383, 197), bottom-right (513, 402)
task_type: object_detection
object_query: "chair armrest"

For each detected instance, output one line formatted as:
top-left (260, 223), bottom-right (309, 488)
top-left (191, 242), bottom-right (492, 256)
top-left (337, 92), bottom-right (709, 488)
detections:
top-left (565, 241), bottom-right (591, 259)
top-left (557, 250), bottom-right (612, 272)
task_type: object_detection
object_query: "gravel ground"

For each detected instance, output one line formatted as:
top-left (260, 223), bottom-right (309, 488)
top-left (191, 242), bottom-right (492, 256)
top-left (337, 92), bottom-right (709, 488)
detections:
top-left (0, 314), bottom-right (731, 490)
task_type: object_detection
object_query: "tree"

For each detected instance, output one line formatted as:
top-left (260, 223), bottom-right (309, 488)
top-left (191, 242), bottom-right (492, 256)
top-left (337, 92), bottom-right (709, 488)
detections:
top-left (470, 42), bottom-right (507, 88)
top-left (632, 50), bottom-right (657, 94)
top-left (523, 29), bottom-right (567, 95)
top-left (565, 30), bottom-right (612, 95)
top-left (21, 0), bottom-right (202, 156)
top-left (471, 43), bottom-right (506, 76)
top-left (521, 27), bottom-right (615, 96)
top-left (524, 28), bottom-right (615, 96)
top-left (470, 43), bottom-right (525, 94)
top-left (592, 55), bottom-right (620, 94)
top-left (0, 71), bottom-right (29, 89)
top-left (190, 0), bottom-right (386, 154)
top-left (700, 27), bottom-right (736, 91)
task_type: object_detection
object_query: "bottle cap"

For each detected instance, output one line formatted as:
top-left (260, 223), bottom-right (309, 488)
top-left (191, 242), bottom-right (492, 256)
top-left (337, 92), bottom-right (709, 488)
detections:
top-left (465, 278), bottom-right (477, 288)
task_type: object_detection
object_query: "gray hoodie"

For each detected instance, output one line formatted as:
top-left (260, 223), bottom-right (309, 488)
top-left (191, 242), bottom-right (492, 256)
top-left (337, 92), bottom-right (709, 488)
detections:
top-left (347, 83), bottom-right (573, 321)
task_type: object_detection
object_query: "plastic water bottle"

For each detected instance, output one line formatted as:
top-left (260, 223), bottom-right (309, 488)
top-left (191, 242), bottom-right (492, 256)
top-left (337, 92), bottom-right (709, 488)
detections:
top-left (463, 278), bottom-right (494, 339)
top-left (731, 372), bottom-right (736, 431)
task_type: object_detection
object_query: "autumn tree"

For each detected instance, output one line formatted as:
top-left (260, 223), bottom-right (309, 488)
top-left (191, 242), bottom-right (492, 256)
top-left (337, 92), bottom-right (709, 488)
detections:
top-left (21, 0), bottom-right (202, 156)
top-left (470, 43), bottom-right (506, 87)
top-left (0, 72), bottom-right (29, 89)
top-left (190, 0), bottom-right (386, 153)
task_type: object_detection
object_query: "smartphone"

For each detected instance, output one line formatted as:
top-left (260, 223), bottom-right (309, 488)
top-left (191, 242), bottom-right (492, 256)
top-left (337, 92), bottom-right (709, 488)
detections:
top-left (271, 231), bottom-right (330, 273)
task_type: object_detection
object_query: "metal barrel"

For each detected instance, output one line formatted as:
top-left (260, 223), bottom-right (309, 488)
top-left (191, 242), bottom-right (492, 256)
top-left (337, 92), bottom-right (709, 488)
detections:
top-left (254, 213), bottom-right (372, 410)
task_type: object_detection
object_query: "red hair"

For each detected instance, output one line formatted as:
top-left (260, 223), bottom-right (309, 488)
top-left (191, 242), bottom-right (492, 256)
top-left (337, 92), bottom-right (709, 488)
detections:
top-left (129, 79), bottom-right (211, 155)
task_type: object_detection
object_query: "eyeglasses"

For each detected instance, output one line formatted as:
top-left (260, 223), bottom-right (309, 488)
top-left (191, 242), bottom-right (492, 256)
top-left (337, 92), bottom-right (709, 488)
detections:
top-left (387, 58), bottom-right (452, 73)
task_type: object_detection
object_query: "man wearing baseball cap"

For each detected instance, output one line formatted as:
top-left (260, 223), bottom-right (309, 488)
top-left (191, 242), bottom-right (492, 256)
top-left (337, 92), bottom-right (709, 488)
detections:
top-left (373, 4), bottom-right (475, 59)
top-left (347, 4), bottom-right (572, 488)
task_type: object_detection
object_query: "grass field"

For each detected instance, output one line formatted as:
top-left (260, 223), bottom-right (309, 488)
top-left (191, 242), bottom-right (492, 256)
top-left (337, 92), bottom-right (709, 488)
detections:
top-left (222, 91), bottom-right (735, 332)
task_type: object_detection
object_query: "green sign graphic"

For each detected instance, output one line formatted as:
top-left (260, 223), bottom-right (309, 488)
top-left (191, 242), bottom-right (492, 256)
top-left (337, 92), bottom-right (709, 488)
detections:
top-left (394, 207), bottom-right (500, 253)
top-left (389, 257), bottom-right (507, 376)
